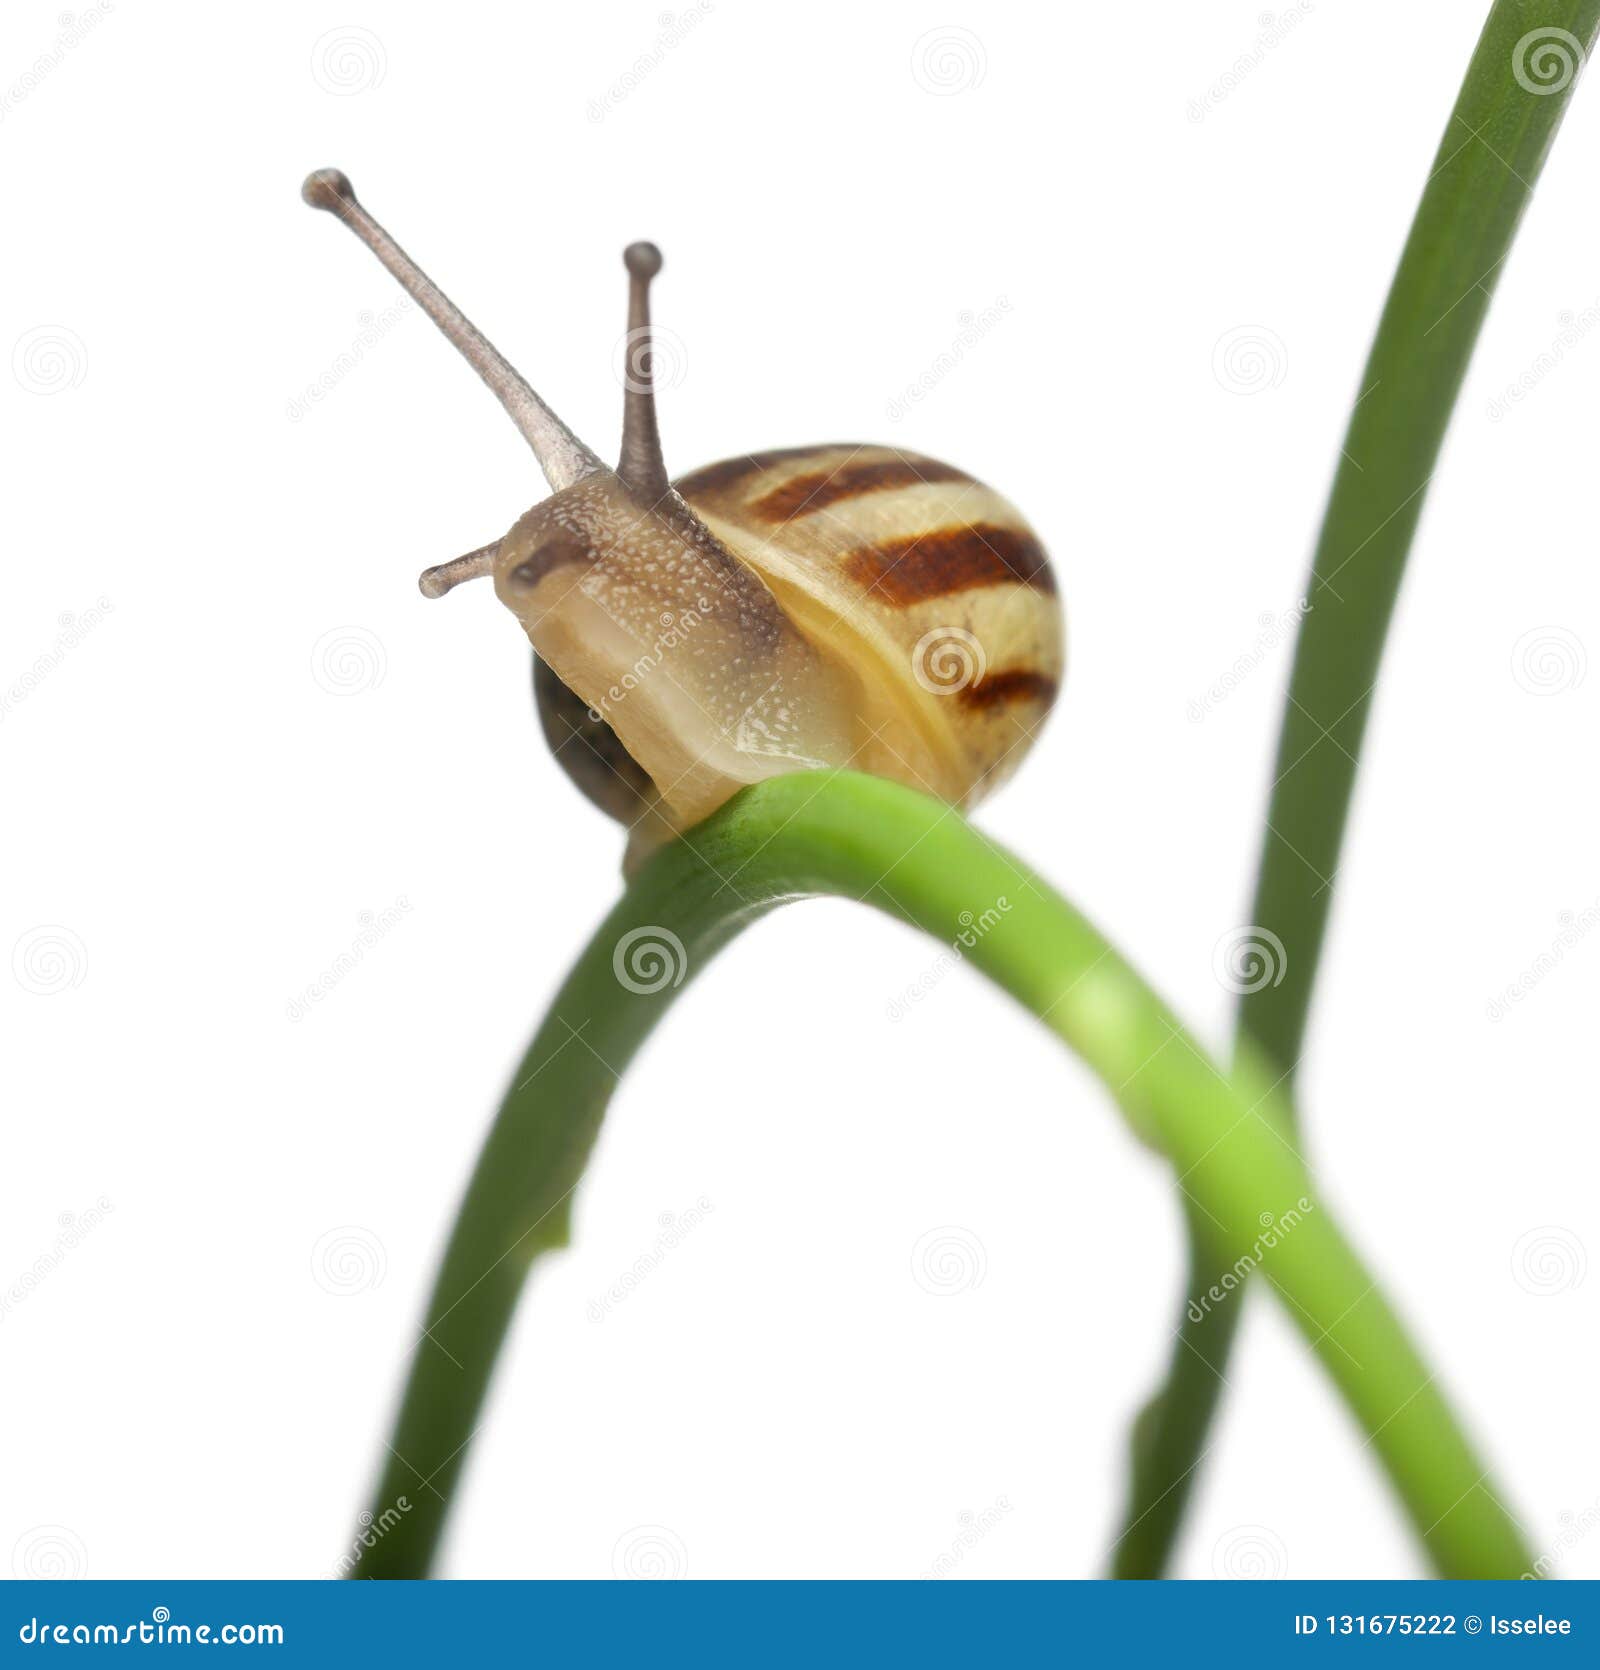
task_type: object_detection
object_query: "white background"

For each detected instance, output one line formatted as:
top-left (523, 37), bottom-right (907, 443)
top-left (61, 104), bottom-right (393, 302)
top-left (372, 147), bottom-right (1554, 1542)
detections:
top-left (3, 0), bottom-right (1597, 1582)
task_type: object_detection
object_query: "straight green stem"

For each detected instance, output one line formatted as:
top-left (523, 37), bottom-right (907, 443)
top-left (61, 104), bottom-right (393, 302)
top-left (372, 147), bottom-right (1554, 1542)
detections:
top-left (1113, 1219), bottom-right (1243, 1577)
top-left (1115, 0), bottom-right (1600, 1576)
top-left (353, 772), bottom-right (1529, 1580)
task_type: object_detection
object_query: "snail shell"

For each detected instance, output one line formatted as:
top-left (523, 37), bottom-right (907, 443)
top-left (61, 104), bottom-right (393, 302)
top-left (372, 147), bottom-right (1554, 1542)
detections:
top-left (671, 442), bottom-right (1060, 805)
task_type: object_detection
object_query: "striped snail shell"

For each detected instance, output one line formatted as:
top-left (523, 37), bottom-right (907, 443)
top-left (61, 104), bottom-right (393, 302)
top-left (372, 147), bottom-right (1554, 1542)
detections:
top-left (303, 171), bottom-right (1063, 863)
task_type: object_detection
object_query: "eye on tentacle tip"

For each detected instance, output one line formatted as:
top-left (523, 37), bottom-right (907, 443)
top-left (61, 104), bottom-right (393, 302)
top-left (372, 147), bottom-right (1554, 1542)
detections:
top-left (301, 168), bottom-right (357, 213)
top-left (623, 242), bottom-right (663, 280)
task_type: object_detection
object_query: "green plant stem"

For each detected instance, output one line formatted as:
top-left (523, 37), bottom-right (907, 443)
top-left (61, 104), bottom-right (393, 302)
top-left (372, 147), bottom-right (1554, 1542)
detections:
top-left (356, 771), bottom-right (1528, 1579)
top-left (1113, 0), bottom-right (1600, 1577)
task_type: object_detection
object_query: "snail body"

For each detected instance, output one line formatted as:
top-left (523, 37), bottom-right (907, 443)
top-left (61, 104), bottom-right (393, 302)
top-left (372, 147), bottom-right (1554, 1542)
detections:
top-left (302, 171), bottom-right (1062, 860)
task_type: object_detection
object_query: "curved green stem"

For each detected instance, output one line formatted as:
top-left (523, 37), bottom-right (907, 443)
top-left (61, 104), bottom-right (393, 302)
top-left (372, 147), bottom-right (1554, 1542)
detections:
top-left (355, 772), bottom-right (1528, 1580)
top-left (1114, 0), bottom-right (1600, 1576)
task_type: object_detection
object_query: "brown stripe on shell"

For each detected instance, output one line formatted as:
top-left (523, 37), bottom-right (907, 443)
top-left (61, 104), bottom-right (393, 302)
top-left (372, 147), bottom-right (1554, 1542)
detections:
top-left (749, 455), bottom-right (969, 523)
top-left (673, 445), bottom-right (845, 501)
top-left (956, 668), bottom-right (1059, 711)
top-left (844, 523), bottom-right (1054, 605)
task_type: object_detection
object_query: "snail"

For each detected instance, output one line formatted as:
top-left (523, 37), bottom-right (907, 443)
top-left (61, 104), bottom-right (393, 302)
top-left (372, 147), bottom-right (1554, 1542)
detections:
top-left (302, 170), bottom-right (1063, 864)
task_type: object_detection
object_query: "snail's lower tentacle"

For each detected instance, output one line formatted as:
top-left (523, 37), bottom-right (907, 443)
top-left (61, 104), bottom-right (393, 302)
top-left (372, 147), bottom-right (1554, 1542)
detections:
top-left (418, 541), bottom-right (500, 599)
